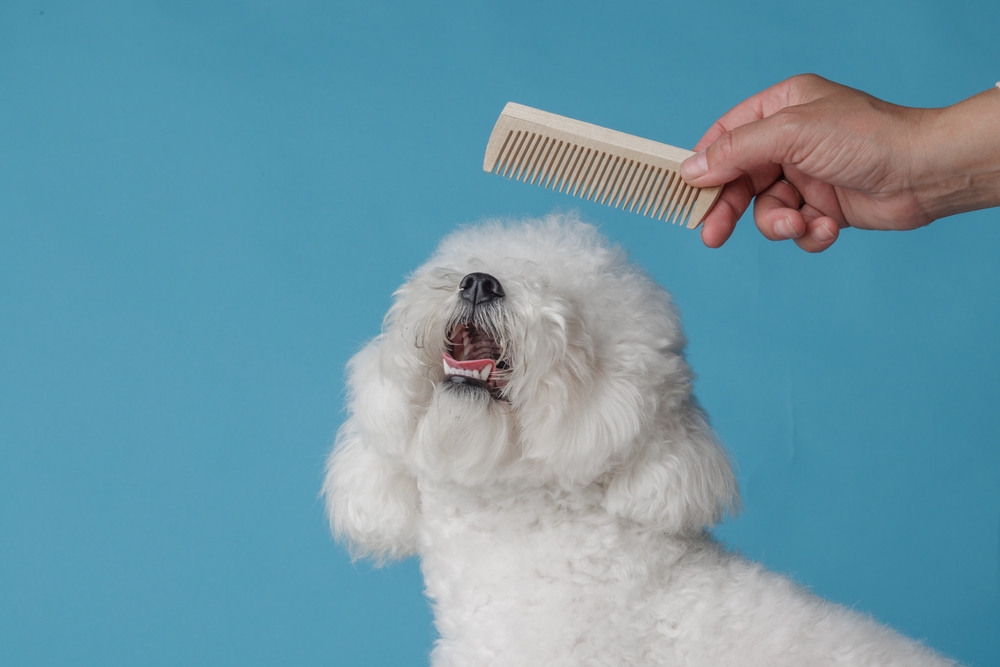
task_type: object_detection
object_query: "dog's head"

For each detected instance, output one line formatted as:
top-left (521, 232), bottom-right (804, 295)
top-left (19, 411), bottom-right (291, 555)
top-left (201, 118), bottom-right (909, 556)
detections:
top-left (327, 215), bottom-right (737, 558)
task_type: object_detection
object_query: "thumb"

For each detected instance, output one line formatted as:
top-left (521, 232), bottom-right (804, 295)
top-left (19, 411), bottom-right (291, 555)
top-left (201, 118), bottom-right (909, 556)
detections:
top-left (681, 113), bottom-right (802, 187)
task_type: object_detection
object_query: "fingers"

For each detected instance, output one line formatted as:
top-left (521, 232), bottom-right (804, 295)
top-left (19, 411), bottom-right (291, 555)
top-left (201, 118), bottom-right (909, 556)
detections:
top-left (752, 179), bottom-right (807, 241)
top-left (699, 180), bottom-right (750, 247)
top-left (702, 190), bottom-right (842, 252)
top-left (792, 213), bottom-right (841, 253)
top-left (751, 181), bottom-right (842, 251)
top-left (702, 173), bottom-right (844, 251)
top-left (699, 165), bottom-right (783, 247)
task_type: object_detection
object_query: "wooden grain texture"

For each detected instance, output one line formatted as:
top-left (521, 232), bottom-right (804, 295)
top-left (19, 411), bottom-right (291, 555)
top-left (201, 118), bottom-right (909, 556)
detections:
top-left (484, 103), bottom-right (721, 229)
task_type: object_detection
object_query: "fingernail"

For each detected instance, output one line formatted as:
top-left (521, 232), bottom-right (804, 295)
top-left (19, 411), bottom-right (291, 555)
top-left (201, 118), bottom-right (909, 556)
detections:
top-left (813, 223), bottom-right (835, 242)
top-left (775, 217), bottom-right (800, 239)
top-left (681, 151), bottom-right (708, 180)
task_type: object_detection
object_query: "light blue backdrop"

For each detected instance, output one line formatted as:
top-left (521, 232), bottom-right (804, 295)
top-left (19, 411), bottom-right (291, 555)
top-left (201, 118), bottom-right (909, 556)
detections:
top-left (1, 1), bottom-right (997, 665)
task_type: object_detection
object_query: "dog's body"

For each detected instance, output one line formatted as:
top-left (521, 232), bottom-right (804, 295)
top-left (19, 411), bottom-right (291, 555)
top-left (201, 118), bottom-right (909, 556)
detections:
top-left (325, 217), bottom-right (954, 667)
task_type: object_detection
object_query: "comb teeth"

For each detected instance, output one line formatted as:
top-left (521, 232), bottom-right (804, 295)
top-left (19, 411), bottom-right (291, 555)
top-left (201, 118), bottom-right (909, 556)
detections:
top-left (483, 103), bottom-right (722, 229)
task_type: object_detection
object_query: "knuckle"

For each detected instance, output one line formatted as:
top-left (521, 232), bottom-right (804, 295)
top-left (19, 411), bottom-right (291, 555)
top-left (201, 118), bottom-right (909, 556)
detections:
top-left (766, 109), bottom-right (809, 162)
top-left (770, 107), bottom-right (804, 132)
top-left (787, 73), bottom-right (825, 96)
top-left (710, 130), bottom-right (736, 167)
top-left (792, 72), bottom-right (822, 86)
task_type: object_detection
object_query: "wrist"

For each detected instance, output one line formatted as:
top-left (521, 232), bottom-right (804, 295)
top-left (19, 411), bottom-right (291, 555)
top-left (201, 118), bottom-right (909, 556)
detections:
top-left (912, 88), bottom-right (1000, 220)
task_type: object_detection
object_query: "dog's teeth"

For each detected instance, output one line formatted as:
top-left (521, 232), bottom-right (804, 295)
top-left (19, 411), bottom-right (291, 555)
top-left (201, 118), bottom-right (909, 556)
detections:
top-left (441, 355), bottom-right (495, 383)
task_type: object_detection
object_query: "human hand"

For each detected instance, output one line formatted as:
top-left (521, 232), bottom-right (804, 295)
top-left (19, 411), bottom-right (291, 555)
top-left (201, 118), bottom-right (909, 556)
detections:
top-left (681, 74), bottom-right (1000, 252)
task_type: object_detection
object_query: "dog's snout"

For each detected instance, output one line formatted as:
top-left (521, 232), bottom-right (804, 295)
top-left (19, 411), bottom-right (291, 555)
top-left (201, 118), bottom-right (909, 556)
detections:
top-left (459, 272), bottom-right (504, 306)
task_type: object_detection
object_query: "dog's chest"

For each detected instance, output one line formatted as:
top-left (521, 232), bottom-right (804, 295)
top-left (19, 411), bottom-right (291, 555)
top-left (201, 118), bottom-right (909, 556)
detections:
top-left (419, 483), bottom-right (633, 583)
top-left (415, 484), bottom-right (688, 665)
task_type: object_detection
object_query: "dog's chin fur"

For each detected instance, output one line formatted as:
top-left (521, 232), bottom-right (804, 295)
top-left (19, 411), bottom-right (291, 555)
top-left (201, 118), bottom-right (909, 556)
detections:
top-left (323, 215), bottom-right (955, 667)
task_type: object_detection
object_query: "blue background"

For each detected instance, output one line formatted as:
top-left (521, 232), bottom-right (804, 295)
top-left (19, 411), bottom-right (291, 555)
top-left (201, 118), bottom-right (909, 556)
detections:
top-left (1, 1), bottom-right (998, 665)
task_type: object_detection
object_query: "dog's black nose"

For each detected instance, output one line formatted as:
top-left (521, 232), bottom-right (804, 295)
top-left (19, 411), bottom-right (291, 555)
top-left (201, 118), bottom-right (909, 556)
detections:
top-left (459, 272), bottom-right (504, 306)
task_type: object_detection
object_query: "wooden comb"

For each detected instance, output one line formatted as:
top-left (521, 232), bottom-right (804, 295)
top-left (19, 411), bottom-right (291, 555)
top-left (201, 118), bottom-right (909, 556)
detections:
top-left (483, 103), bottom-right (721, 229)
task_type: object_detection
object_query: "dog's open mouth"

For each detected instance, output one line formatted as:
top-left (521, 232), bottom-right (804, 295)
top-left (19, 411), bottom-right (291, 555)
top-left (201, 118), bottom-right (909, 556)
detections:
top-left (443, 323), bottom-right (508, 393)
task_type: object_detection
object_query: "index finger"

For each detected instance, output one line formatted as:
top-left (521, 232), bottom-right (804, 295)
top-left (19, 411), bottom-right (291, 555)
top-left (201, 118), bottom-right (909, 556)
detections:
top-left (691, 78), bottom-right (801, 152)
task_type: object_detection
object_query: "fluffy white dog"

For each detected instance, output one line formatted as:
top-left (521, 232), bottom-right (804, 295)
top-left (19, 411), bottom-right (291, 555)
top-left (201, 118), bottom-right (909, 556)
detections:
top-left (324, 215), bottom-right (955, 667)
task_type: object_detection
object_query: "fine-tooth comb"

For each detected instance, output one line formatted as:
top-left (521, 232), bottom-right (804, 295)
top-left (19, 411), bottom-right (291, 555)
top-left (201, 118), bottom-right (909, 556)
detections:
top-left (483, 103), bottom-right (721, 229)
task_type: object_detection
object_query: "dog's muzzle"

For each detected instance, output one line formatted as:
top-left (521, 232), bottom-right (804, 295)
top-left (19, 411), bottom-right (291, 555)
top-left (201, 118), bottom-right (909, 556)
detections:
top-left (442, 273), bottom-right (509, 395)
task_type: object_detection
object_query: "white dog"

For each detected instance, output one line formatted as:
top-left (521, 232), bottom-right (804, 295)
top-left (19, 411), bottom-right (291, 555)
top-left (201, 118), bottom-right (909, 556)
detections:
top-left (324, 215), bottom-right (955, 667)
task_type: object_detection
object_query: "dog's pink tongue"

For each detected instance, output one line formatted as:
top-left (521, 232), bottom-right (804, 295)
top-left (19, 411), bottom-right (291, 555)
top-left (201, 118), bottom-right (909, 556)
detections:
top-left (443, 352), bottom-right (493, 373)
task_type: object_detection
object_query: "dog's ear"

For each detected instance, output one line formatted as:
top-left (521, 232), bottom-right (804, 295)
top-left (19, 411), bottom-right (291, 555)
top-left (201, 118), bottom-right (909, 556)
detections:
top-left (603, 403), bottom-right (738, 534)
top-left (322, 340), bottom-right (420, 563)
top-left (323, 417), bottom-right (420, 562)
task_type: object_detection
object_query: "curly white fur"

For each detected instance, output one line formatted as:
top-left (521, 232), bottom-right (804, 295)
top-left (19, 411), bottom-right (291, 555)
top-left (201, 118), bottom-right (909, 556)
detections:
top-left (323, 214), bottom-right (956, 667)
